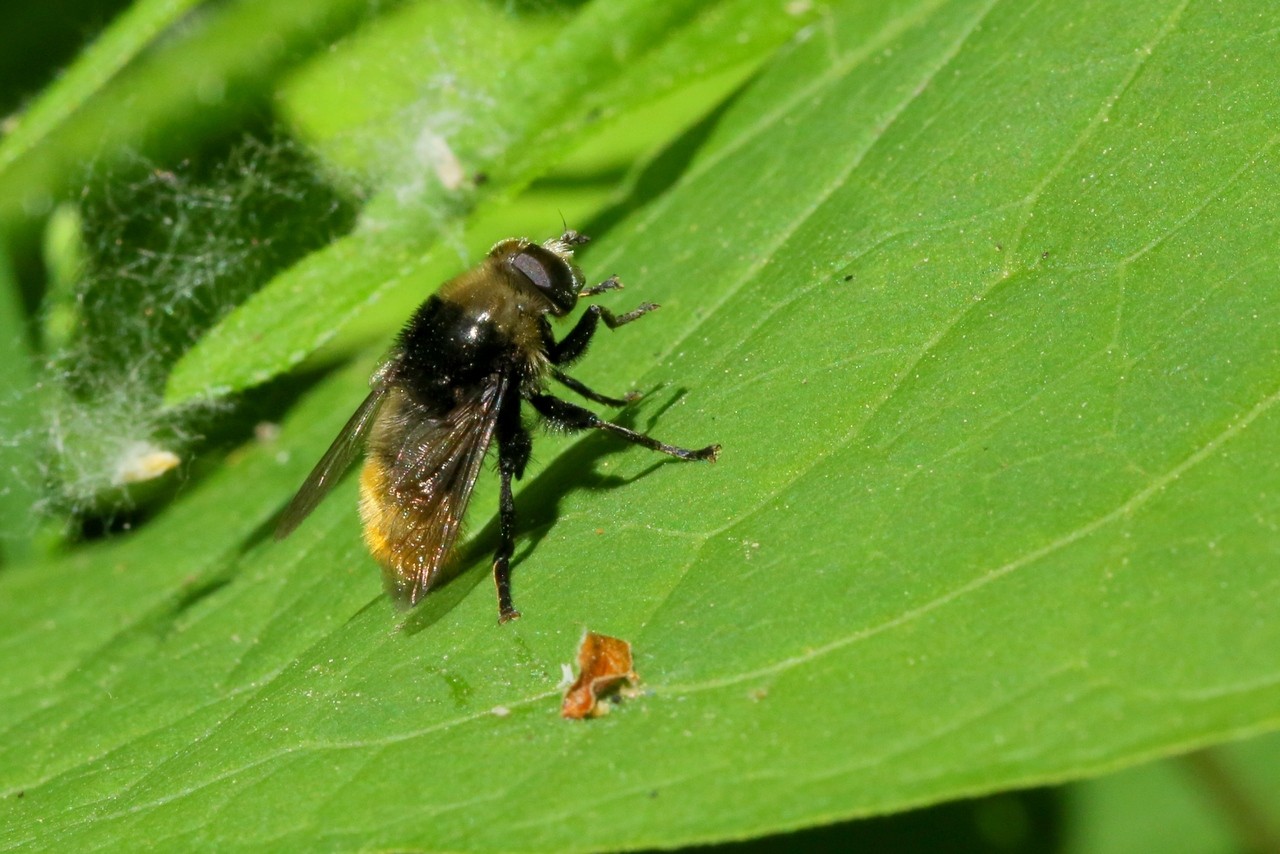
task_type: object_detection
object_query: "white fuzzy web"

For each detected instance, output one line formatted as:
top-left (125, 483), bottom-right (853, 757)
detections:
top-left (6, 134), bottom-right (357, 526)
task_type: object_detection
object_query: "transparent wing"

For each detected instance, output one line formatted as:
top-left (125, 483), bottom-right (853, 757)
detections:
top-left (274, 385), bottom-right (389, 540)
top-left (379, 376), bottom-right (508, 603)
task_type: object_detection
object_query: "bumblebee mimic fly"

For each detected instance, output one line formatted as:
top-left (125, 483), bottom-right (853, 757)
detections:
top-left (275, 231), bottom-right (719, 622)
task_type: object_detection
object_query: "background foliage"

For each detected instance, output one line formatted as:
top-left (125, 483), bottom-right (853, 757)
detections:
top-left (1, 0), bottom-right (1278, 851)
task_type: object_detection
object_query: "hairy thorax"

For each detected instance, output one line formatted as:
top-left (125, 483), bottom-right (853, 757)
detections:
top-left (396, 267), bottom-right (550, 411)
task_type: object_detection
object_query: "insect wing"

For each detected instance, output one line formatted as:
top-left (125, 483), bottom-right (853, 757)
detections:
top-left (274, 385), bottom-right (389, 539)
top-left (383, 376), bottom-right (506, 603)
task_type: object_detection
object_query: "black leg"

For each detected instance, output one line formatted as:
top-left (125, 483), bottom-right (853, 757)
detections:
top-left (493, 389), bottom-right (532, 623)
top-left (551, 301), bottom-right (660, 366)
top-left (552, 367), bottom-right (639, 407)
top-left (578, 274), bottom-right (623, 298)
top-left (493, 467), bottom-right (519, 622)
top-left (530, 394), bottom-right (720, 462)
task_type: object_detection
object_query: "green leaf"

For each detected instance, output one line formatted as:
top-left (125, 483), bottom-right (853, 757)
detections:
top-left (0, 0), bottom-right (203, 183)
top-left (0, 240), bottom-right (39, 560)
top-left (4, 0), bottom-right (1280, 850)
top-left (162, 0), bottom-right (810, 406)
top-left (0, 0), bottom-right (378, 229)
top-left (275, 0), bottom-right (576, 184)
top-left (1062, 737), bottom-right (1280, 854)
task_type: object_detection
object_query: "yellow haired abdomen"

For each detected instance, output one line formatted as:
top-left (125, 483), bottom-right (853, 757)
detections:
top-left (358, 458), bottom-right (398, 570)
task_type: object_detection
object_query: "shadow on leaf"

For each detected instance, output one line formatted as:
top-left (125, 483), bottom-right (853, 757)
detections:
top-left (399, 385), bottom-right (698, 634)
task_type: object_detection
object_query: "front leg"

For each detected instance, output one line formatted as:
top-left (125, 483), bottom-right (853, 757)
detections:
top-left (578, 274), bottom-right (623, 298)
top-left (551, 301), bottom-right (660, 366)
top-left (493, 466), bottom-right (520, 622)
top-left (493, 387), bottom-right (532, 623)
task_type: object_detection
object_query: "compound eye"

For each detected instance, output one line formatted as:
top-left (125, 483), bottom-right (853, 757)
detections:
top-left (510, 245), bottom-right (578, 315)
top-left (511, 248), bottom-right (556, 291)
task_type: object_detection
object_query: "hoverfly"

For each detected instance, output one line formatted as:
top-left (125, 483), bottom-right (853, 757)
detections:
top-left (276, 231), bottom-right (719, 621)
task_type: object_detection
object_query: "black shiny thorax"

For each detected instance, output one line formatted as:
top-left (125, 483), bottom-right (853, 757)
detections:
top-left (395, 272), bottom-right (550, 412)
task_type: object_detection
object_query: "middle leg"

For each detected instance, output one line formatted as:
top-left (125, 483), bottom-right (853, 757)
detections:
top-left (552, 367), bottom-right (640, 407)
top-left (530, 394), bottom-right (719, 462)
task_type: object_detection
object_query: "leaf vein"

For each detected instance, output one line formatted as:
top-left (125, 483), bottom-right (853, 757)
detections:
top-left (662, 379), bottom-right (1280, 695)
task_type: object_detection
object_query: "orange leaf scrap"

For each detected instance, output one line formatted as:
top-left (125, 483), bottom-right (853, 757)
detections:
top-left (561, 631), bottom-right (639, 719)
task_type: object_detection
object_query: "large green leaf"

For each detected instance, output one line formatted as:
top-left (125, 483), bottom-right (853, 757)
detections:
top-left (3, 0), bottom-right (1279, 850)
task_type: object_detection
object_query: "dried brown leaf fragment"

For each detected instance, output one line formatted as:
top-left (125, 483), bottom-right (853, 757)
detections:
top-left (561, 631), bottom-right (639, 719)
